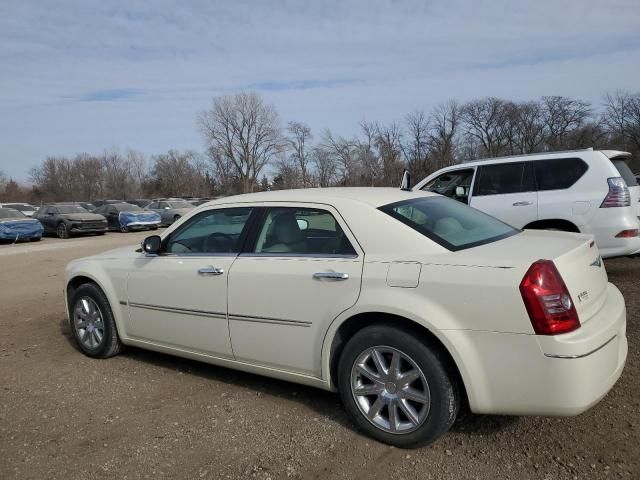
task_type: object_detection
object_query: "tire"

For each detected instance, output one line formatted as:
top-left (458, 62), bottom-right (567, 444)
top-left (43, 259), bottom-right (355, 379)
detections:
top-left (151, 225), bottom-right (159, 230)
top-left (96, 232), bottom-right (106, 236)
top-left (69, 283), bottom-right (122, 358)
top-left (173, 215), bottom-right (181, 223)
top-left (57, 222), bottom-right (69, 239)
top-left (30, 237), bottom-right (41, 242)
top-left (337, 324), bottom-right (459, 448)
top-left (120, 224), bottom-right (129, 233)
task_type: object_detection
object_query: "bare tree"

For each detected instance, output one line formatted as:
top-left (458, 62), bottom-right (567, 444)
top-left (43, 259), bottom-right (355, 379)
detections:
top-left (311, 146), bottom-right (337, 187)
top-left (286, 121), bottom-right (312, 187)
top-left (462, 97), bottom-right (509, 158)
top-left (429, 100), bottom-right (462, 169)
top-left (603, 91), bottom-right (640, 155)
top-left (375, 121), bottom-right (404, 186)
top-left (541, 96), bottom-right (592, 150)
top-left (402, 111), bottom-right (430, 178)
top-left (321, 130), bottom-right (359, 186)
top-left (199, 92), bottom-right (284, 193)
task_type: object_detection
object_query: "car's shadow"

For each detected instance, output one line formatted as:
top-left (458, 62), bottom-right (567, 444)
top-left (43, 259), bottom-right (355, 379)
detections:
top-left (59, 317), bottom-right (520, 438)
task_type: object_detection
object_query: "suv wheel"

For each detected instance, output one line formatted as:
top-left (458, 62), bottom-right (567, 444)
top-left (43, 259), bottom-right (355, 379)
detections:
top-left (337, 324), bottom-right (459, 448)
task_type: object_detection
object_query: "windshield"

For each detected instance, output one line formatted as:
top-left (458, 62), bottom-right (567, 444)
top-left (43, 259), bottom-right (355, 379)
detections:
top-left (168, 201), bottom-right (194, 209)
top-left (0, 208), bottom-right (26, 219)
top-left (115, 203), bottom-right (142, 211)
top-left (379, 196), bottom-right (518, 251)
top-left (56, 205), bottom-right (88, 214)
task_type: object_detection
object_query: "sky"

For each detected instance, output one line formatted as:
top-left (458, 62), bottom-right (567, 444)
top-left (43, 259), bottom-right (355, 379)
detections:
top-left (1, 0), bottom-right (639, 181)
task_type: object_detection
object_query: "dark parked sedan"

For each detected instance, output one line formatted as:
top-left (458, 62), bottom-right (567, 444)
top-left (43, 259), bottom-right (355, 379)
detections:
top-left (35, 204), bottom-right (108, 239)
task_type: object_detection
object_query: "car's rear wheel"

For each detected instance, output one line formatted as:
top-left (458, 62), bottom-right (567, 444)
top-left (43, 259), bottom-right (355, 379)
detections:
top-left (70, 283), bottom-right (122, 358)
top-left (337, 324), bottom-right (459, 448)
top-left (120, 224), bottom-right (129, 233)
top-left (57, 222), bottom-right (69, 239)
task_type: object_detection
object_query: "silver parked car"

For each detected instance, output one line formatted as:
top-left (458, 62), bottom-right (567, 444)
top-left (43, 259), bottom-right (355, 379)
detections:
top-left (145, 199), bottom-right (194, 226)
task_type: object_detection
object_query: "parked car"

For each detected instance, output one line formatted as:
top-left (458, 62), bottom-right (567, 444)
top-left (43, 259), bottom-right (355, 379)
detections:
top-left (189, 198), bottom-right (214, 207)
top-left (145, 199), bottom-right (195, 225)
top-left (92, 199), bottom-right (124, 208)
top-left (35, 204), bottom-right (108, 239)
top-left (125, 199), bottom-right (152, 208)
top-left (0, 208), bottom-right (44, 242)
top-left (94, 202), bottom-right (161, 232)
top-left (58, 201), bottom-right (97, 212)
top-left (414, 148), bottom-right (640, 258)
top-left (0, 202), bottom-right (39, 217)
top-left (64, 187), bottom-right (627, 448)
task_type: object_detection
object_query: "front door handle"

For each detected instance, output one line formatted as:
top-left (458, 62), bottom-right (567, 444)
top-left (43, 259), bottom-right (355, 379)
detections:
top-left (512, 201), bottom-right (533, 206)
top-left (313, 272), bottom-right (349, 281)
top-left (198, 266), bottom-right (224, 276)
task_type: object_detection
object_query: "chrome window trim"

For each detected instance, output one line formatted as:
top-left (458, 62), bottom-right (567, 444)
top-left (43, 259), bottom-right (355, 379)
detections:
top-left (239, 252), bottom-right (359, 259)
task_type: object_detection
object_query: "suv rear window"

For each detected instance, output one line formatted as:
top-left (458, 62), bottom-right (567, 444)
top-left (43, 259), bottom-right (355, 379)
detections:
top-left (474, 162), bottom-right (535, 196)
top-left (379, 196), bottom-right (518, 251)
top-left (612, 159), bottom-right (638, 187)
top-left (534, 158), bottom-right (588, 190)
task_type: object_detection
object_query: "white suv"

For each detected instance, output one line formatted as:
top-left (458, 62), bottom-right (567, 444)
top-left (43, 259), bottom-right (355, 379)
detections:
top-left (414, 149), bottom-right (640, 258)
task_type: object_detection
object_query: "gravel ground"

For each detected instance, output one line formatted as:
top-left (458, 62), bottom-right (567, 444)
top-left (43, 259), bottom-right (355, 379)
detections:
top-left (0, 234), bottom-right (638, 479)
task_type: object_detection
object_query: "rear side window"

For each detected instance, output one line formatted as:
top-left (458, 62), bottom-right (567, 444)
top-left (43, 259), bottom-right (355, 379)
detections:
top-left (379, 196), bottom-right (518, 251)
top-left (612, 159), bottom-right (638, 187)
top-left (474, 162), bottom-right (535, 196)
top-left (534, 158), bottom-right (588, 191)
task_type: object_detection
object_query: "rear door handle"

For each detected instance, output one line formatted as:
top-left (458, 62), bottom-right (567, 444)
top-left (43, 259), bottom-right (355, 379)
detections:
top-left (198, 266), bottom-right (224, 276)
top-left (512, 201), bottom-right (533, 206)
top-left (313, 272), bottom-right (349, 281)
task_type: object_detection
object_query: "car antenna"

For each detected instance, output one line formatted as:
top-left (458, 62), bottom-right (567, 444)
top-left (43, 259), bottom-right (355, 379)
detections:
top-left (400, 169), bottom-right (411, 191)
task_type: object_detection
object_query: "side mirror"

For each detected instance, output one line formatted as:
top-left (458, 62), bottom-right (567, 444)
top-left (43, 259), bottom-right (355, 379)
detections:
top-left (142, 235), bottom-right (162, 255)
top-left (400, 170), bottom-right (411, 191)
top-left (455, 186), bottom-right (466, 197)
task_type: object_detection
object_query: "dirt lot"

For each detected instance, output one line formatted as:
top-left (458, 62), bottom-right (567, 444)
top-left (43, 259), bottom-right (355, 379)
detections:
top-left (0, 233), bottom-right (638, 480)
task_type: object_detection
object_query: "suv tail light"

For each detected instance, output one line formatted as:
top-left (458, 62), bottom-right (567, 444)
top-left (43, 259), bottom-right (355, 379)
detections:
top-left (600, 177), bottom-right (630, 208)
top-left (519, 260), bottom-right (580, 335)
top-left (615, 229), bottom-right (639, 238)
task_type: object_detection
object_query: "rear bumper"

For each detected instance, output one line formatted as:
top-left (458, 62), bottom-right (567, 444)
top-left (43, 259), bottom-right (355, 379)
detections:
top-left (447, 283), bottom-right (627, 416)
top-left (124, 221), bottom-right (160, 229)
top-left (582, 213), bottom-right (640, 258)
top-left (0, 231), bottom-right (42, 240)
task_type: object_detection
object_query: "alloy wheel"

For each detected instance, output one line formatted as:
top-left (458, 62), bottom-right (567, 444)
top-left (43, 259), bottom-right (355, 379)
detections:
top-left (73, 297), bottom-right (105, 349)
top-left (57, 223), bottom-right (68, 239)
top-left (350, 346), bottom-right (431, 434)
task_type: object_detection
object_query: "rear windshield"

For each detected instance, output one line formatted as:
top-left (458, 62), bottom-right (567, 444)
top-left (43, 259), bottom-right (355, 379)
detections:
top-left (114, 203), bottom-right (142, 211)
top-left (379, 196), bottom-right (518, 251)
top-left (612, 159), bottom-right (638, 187)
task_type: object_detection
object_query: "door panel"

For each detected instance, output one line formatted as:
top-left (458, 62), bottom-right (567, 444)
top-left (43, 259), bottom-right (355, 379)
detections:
top-left (227, 256), bottom-right (362, 375)
top-left (126, 256), bottom-right (235, 356)
top-left (471, 162), bottom-right (538, 229)
top-left (227, 204), bottom-right (363, 376)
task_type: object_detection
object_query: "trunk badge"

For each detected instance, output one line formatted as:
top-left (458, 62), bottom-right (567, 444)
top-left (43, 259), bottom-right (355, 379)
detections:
top-left (590, 256), bottom-right (602, 268)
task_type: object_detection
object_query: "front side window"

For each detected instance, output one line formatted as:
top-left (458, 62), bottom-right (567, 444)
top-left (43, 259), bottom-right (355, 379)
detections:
top-left (165, 207), bottom-right (254, 254)
top-left (474, 162), bottom-right (535, 196)
top-left (253, 207), bottom-right (356, 256)
top-left (535, 158), bottom-right (588, 191)
top-left (147, 202), bottom-right (158, 209)
top-left (379, 196), bottom-right (518, 251)
top-left (421, 169), bottom-right (475, 203)
top-left (168, 201), bottom-right (193, 209)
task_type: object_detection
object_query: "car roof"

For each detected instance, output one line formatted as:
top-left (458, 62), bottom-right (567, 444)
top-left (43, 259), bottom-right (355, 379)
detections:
top-left (450, 148), bottom-right (632, 168)
top-left (203, 187), bottom-right (437, 209)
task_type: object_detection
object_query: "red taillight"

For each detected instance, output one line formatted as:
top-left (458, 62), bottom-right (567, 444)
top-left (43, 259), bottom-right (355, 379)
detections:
top-left (519, 260), bottom-right (580, 335)
top-left (615, 229), bottom-right (639, 238)
top-left (600, 177), bottom-right (630, 208)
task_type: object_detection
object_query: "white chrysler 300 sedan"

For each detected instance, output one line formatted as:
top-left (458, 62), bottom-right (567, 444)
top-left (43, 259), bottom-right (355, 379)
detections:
top-left (64, 188), bottom-right (627, 447)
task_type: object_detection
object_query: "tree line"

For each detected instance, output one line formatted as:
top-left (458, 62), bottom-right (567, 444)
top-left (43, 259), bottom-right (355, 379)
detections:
top-left (2, 90), bottom-right (639, 203)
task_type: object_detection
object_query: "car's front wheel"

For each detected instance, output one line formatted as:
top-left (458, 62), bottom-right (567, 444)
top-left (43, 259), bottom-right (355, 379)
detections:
top-left (57, 222), bottom-right (69, 239)
top-left (69, 283), bottom-right (122, 358)
top-left (337, 324), bottom-right (459, 448)
top-left (120, 224), bottom-right (129, 233)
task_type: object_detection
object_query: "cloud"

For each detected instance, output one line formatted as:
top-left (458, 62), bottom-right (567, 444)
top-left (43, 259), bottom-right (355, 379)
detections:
top-left (1, 0), bottom-right (639, 180)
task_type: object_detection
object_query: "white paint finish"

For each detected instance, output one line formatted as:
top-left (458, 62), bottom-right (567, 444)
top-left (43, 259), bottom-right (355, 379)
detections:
top-left (64, 187), bottom-right (628, 418)
top-left (386, 261), bottom-right (421, 288)
top-left (415, 149), bottom-right (640, 257)
top-left (227, 255), bottom-right (363, 375)
top-left (126, 256), bottom-right (235, 357)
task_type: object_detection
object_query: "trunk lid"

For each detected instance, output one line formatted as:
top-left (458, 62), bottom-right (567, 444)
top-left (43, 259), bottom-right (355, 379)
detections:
top-left (447, 230), bottom-right (608, 325)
